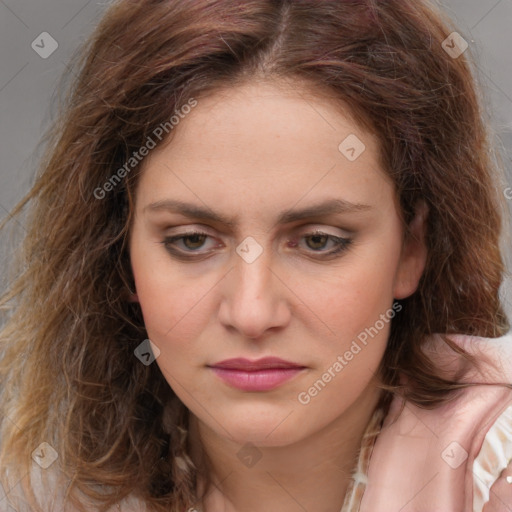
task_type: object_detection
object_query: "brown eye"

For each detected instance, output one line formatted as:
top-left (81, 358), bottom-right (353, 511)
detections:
top-left (305, 233), bottom-right (330, 250)
top-left (298, 232), bottom-right (353, 256)
top-left (181, 233), bottom-right (208, 250)
top-left (162, 231), bottom-right (216, 257)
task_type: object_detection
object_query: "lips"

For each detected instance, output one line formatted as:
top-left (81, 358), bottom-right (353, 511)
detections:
top-left (209, 357), bottom-right (305, 371)
top-left (208, 357), bottom-right (307, 392)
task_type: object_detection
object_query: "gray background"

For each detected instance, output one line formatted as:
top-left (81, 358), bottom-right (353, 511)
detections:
top-left (1, 0), bottom-right (511, 319)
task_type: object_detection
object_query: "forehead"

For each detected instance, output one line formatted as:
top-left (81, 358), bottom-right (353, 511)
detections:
top-left (135, 80), bottom-right (396, 222)
top-left (155, 80), bottom-right (379, 161)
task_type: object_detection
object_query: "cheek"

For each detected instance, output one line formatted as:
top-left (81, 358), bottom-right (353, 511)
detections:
top-left (130, 243), bottom-right (212, 395)
top-left (129, 234), bottom-right (211, 345)
top-left (296, 246), bottom-right (400, 410)
top-left (294, 262), bottom-right (397, 422)
top-left (304, 249), bottom-right (400, 341)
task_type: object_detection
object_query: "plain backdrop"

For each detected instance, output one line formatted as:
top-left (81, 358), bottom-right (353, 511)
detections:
top-left (0, 0), bottom-right (511, 318)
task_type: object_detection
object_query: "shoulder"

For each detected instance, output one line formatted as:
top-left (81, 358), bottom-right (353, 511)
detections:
top-left (422, 331), bottom-right (512, 384)
top-left (473, 404), bottom-right (512, 512)
top-left (360, 331), bottom-right (512, 512)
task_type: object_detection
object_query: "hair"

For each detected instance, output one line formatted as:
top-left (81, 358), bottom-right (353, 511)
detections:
top-left (0, 0), bottom-right (510, 511)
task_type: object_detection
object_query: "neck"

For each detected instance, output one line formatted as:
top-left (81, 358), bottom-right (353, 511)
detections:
top-left (188, 381), bottom-right (383, 512)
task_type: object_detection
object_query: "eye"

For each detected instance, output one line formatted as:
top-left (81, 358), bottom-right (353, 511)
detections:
top-left (162, 231), bottom-right (215, 255)
top-left (292, 231), bottom-right (353, 257)
top-left (161, 229), bottom-right (353, 260)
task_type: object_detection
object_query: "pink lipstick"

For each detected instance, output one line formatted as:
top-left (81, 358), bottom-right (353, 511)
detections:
top-left (208, 357), bottom-right (306, 391)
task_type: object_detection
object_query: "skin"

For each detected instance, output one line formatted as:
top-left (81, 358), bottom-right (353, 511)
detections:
top-left (128, 79), bottom-right (428, 512)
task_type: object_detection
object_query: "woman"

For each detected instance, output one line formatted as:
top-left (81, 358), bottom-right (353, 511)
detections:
top-left (0, 1), bottom-right (511, 511)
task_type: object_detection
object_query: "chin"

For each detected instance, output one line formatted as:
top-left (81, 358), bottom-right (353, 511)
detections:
top-left (232, 427), bottom-right (304, 448)
top-left (209, 408), bottom-right (311, 448)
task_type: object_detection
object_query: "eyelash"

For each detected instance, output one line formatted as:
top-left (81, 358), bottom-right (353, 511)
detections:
top-left (161, 230), bottom-right (353, 260)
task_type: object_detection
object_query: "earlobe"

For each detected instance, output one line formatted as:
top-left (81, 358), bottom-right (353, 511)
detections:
top-left (393, 200), bottom-right (429, 300)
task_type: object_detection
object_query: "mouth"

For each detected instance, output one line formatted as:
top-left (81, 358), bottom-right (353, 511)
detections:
top-left (208, 357), bottom-right (307, 391)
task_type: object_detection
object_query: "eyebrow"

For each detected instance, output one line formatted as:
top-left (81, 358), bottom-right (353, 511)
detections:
top-left (144, 198), bottom-right (372, 227)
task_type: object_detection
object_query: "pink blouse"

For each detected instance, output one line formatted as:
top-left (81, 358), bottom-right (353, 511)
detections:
top-left (345, 332), bottom-right (512, 512)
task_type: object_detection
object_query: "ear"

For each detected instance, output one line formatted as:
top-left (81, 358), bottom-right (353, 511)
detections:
top-left (393, 200), bottom-right (429, 300)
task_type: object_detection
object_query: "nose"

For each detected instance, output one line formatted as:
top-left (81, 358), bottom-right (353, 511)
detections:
top-left (218, 241), bottom-right (291, 340)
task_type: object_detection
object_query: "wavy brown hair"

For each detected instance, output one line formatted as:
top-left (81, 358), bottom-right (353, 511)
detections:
top-left (0, 0), bottom-right (510, 511)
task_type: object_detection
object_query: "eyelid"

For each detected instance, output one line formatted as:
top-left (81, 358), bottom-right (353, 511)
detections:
top-left (162, 226), bottom-right (353, 260)
top-left (295, 225), bottom-right (352, 237)
top-left (163, 224), bottom-right (351, 241)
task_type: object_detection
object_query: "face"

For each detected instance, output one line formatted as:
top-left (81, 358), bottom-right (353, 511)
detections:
top-left (128, 80), bottom-right (427, 447)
